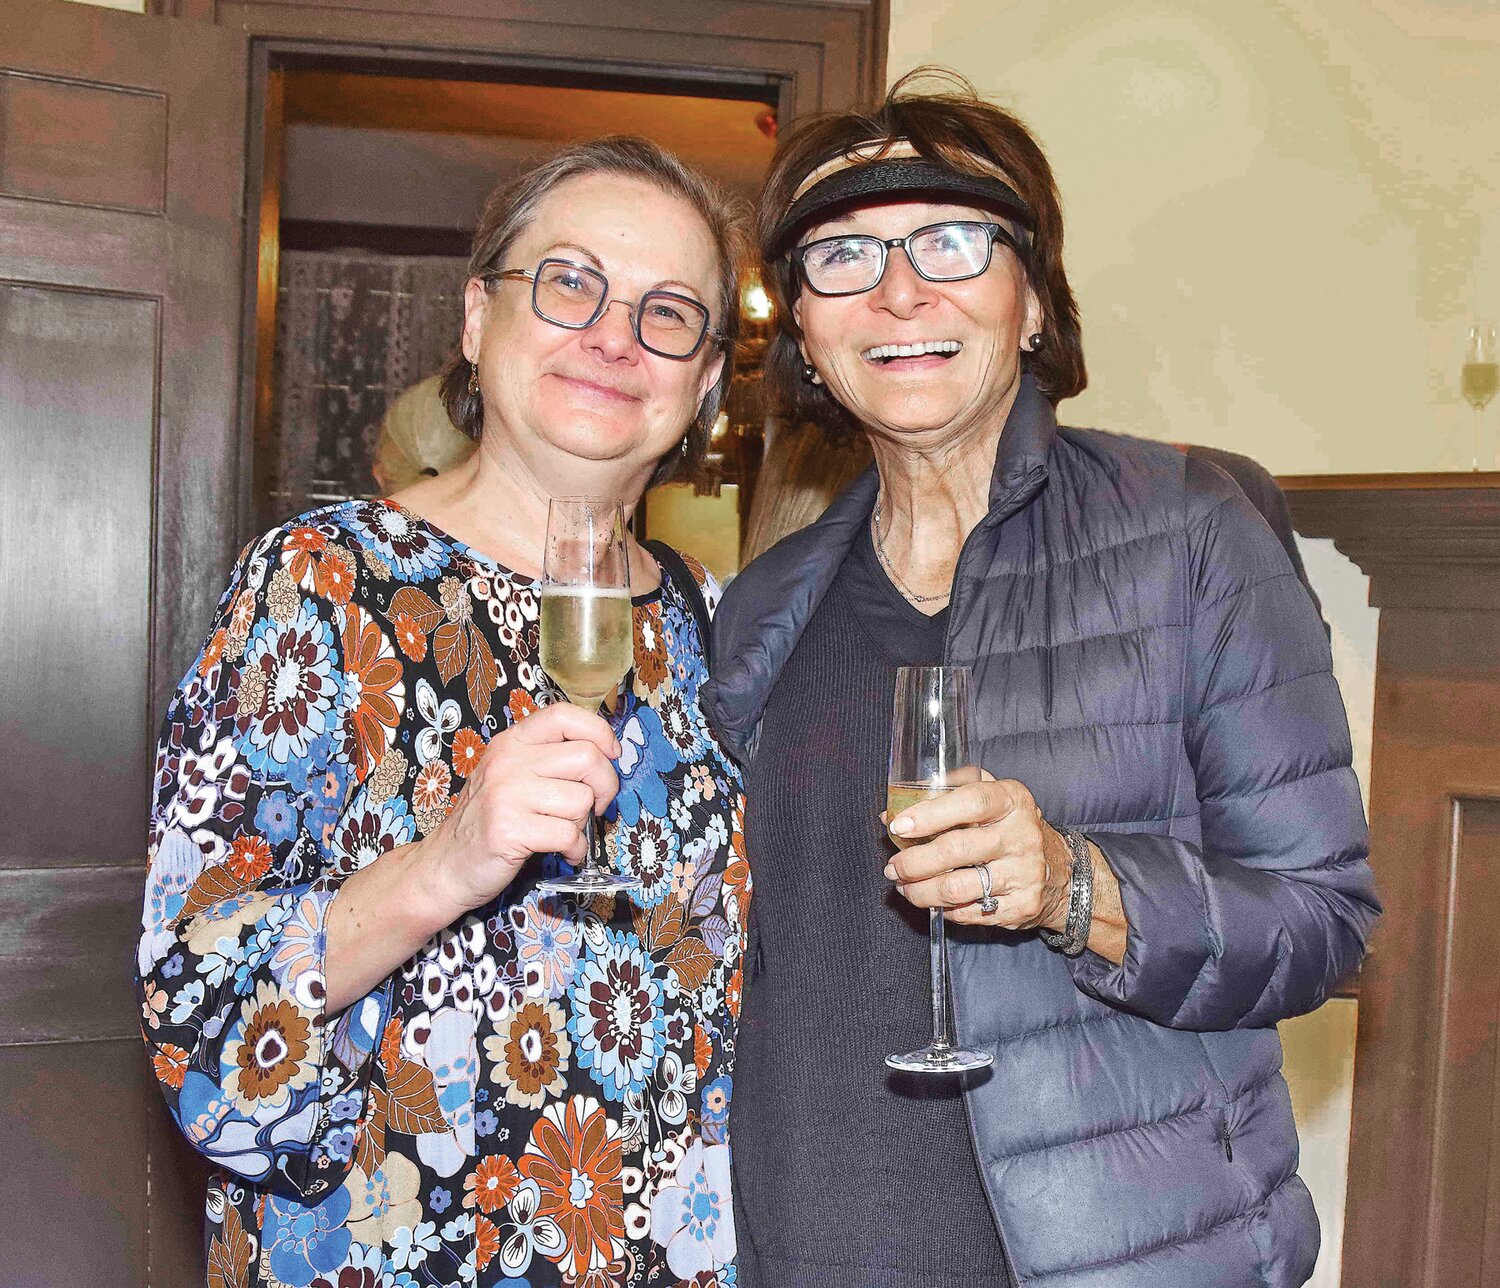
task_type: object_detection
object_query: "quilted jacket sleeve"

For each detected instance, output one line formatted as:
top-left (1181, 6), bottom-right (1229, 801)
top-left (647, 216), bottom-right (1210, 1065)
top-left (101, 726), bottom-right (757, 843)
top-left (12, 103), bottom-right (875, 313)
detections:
top-left (1066, 459), bottom-right (1380, 1030)
top-left (137, 526), bottom-right (392, 1202)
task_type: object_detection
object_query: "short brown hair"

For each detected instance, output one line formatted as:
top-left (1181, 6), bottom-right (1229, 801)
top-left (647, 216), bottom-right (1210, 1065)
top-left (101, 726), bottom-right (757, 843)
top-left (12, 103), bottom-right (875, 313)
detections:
top-left (757, 68), bottom-right (1086, 442)
top-left (440, 136), bottom-right (745, 489)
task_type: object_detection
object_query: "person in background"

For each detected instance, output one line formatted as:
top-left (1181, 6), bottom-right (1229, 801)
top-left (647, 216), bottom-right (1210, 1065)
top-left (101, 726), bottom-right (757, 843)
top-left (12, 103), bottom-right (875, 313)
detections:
top-left (370, 371), bottom-right (478, 494)
top-left (139, 136), bottom-right (749, 1288)
top-left (740, 419), bottom-right (874, 562)
top-left (703, 70), bottom-right (1377, 1288)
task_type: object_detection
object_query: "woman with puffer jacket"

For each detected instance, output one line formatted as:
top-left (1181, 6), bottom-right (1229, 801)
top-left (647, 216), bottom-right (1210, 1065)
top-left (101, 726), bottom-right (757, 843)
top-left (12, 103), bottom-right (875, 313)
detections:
top-left (702, 70), bottom-right (1379, 1288)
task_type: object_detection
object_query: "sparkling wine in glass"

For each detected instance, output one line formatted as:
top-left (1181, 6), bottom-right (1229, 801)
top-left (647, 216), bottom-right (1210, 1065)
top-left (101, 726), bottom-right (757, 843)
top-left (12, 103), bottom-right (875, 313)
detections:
top-left (536, 497), bottom-right (640, 896)
top-left (1462, 323), bottom-right (1497, 470)
top-left (885, 665), bottom-right (994, 1075)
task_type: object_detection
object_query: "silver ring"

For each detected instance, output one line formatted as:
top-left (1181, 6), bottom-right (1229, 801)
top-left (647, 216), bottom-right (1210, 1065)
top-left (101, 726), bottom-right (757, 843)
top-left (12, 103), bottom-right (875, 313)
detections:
top-left (974, 863), bottom-right (999, 915)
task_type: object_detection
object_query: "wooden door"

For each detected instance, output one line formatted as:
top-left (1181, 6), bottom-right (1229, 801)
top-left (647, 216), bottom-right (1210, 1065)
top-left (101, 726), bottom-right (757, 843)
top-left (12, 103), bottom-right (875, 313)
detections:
top-left (0, 3), bottom-right (247, 1283)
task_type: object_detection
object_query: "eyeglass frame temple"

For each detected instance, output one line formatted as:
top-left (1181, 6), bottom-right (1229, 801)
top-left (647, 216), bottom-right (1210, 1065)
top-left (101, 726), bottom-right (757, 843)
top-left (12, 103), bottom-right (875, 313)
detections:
top-left (793, 221), bottom-right (1021, 296)
top-left (482, 263), bottom-right (724, 356)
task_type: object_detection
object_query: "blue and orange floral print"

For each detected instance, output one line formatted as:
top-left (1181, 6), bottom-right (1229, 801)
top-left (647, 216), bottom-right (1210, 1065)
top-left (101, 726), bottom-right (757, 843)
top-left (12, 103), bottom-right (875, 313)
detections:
top-left (138, 500), bottom-right (749, 1288)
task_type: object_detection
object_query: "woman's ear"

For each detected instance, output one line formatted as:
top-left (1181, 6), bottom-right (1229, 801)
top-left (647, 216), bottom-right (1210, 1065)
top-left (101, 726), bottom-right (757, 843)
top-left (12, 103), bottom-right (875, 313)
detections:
top-left (461, 276), bottom-right (489, 365)
top-left (1023, 280), bottom-right (1045, 345)
top-left (696, 350), bottom-right (727, 413)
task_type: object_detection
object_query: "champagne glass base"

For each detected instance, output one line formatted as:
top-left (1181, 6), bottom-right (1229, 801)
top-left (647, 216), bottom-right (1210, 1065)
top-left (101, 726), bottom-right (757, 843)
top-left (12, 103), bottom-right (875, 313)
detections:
top-left (885, 1045), bottom-right (993, 1075)
top-left (537, 871), bottom-right (642, 896)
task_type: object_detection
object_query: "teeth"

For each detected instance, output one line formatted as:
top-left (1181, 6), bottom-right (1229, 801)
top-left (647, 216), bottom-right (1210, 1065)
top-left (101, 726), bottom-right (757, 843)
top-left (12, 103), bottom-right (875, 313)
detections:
top-left (861, 340), bottom-right (962, 361)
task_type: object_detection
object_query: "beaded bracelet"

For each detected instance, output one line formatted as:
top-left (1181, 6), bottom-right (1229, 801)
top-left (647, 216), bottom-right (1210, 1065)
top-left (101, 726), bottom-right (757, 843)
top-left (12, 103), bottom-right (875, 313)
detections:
top-left (1037, 828), bottom-right (1094, 957)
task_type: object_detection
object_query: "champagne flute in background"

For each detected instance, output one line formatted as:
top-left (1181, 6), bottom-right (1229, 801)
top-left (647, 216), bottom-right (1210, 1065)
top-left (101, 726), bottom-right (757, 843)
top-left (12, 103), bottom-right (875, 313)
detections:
top-left (885, 665), bottom-right (994, 1075)
top-left (537, 497), bottom-right (641, 896)
top-left (1462, 323), bottom-right (1497, 470)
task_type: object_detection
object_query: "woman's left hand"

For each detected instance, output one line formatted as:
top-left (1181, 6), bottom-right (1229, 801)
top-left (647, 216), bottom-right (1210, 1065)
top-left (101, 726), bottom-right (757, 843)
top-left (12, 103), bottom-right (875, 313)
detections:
top-left (884, 772), bottom-right (1072, 931)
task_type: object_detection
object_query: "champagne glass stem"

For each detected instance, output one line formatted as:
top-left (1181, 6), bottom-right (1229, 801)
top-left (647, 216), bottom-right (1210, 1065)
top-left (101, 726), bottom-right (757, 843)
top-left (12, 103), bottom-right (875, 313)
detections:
top-left (583, 686), bottom-right (625, 880)
top-left (928, 908), bottom-right (952, 1051)
top-left (584, 810), bottom-right (602, 878)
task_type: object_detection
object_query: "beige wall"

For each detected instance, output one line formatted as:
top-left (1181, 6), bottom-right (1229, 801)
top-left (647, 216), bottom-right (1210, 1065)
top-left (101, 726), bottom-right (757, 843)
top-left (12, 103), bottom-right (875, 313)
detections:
top-left (889, 0), bottom-right (1500, 473)
top-left (887, 3), bottom-right (1500, 1283)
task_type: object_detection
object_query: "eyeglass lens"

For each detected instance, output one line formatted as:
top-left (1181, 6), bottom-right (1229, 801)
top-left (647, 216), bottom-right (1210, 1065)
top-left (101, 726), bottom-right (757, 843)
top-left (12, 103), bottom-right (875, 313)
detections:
top-left (533, 260), bottom-right (709, 358)
top-left (800, 221), bottom-right (998, 295)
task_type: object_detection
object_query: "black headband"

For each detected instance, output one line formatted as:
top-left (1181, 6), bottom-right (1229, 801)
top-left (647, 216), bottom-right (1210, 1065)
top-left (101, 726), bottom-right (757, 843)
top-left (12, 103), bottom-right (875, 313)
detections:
top-left (770, 156), bottom-right (1036, 255)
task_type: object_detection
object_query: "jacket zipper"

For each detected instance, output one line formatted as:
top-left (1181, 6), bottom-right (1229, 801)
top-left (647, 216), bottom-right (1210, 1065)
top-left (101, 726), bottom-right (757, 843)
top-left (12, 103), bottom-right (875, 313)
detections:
top-left (955, 1037), bottom-right (1022, 1284)
top-left (945, 468), bottom-right (1046, 1285)
top-left (941, 467), bottom-right (1047, 666)
top-left (1196, 1035), bottom-right (1237, 1166)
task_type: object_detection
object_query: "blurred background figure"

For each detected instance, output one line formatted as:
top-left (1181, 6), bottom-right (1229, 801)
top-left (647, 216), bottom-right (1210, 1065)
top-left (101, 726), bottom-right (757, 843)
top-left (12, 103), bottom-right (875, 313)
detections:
top-left (369, 371), bottom-right (477, 493)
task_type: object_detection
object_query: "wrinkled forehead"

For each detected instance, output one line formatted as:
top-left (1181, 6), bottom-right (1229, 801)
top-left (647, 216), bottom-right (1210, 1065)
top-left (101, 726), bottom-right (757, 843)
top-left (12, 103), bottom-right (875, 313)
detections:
top-left (511, 171), bottom-right (721, 291)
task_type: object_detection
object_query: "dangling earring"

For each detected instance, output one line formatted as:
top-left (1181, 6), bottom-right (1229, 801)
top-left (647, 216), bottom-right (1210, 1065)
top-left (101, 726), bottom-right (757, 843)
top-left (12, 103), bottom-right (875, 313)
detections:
top-left (679, 432), bottom-right (691, 456)
top-left (802, 362), bottom-right (823, 386)
top-left (467, 360), bottom-right (481, 395)
top-left (1027, 333), bottom-right (1044, 352)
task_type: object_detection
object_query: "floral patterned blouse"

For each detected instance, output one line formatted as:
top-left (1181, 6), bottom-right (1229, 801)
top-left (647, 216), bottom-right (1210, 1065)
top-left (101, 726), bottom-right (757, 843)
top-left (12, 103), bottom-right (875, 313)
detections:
top-left (138, 500), bottom-right (749, 1288)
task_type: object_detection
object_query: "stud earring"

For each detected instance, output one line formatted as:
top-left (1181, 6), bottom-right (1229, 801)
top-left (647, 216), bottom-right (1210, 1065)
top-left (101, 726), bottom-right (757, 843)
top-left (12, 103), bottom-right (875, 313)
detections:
top-left (467, 361), bottom-right (481, 395)
top-left (802, 362), bottom-right (823, 385)
top-left (1027, 333), bottom-right (1044, 352)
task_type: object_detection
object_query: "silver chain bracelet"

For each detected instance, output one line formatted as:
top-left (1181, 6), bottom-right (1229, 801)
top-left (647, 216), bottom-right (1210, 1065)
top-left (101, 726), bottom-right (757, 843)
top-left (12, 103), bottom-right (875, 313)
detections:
top-left (1038, 828), bottom-right (1094, 957)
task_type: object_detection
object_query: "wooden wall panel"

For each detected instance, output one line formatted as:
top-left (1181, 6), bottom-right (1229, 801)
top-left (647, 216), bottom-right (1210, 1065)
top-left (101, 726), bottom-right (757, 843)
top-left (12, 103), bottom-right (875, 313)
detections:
top-left (0, 1041), bottom-right (151, 1286)
top-left (0, 867), bottom-right (145, 1043)
top-left (0, 284), bottom-right (157, 871)
top-left (0, 70), bottom-right (168, 212)
top-left (2, 5), bottom-right (247, 1284)
top-left (1424, 797), bottom-right (1500, 1286)
top-left (1282, 477), bottom-right (1500, 1287)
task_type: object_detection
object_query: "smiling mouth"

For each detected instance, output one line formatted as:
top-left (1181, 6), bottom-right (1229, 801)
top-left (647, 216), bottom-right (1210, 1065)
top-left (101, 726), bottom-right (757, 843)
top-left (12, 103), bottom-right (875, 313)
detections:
top-left (554, 373), bottom-right (641, 402)
top-left (860, 340), bottom-right (963, 364)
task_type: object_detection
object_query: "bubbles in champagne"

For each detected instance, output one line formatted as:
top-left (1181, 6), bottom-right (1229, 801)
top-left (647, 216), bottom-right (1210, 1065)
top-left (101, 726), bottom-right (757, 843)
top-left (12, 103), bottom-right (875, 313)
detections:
top-left (540, 587), bottom-right (632, 708)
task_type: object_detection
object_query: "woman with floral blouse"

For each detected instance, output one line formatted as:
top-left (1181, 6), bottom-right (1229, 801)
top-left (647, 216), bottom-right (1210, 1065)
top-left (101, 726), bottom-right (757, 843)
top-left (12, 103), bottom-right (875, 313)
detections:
top-left (138, 137), bottom-right (749, 1288)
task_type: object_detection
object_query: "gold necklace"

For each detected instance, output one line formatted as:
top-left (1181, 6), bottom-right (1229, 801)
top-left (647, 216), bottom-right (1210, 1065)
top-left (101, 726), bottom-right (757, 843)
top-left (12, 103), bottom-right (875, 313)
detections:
top-left (872, 497), bottom-right (951, 605)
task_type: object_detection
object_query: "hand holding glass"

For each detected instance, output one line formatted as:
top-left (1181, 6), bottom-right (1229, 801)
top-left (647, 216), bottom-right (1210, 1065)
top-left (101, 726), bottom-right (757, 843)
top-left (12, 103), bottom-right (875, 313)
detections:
top-left (885, 665), bottom-right (994, 1074)
top-left (536, 497), bottom-right (641, 896)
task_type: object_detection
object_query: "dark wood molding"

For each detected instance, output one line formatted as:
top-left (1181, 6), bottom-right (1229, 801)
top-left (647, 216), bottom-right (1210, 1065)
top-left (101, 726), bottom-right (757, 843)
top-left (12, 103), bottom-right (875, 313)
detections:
top-left (1280, 474), bottom-right (1500, 1286)
top-left (248, 65), bottom-right (283, 544)
top-left (212, 0), bottom-right (884, 114)
top-left (1279, 472), bottom-right (1500, 609)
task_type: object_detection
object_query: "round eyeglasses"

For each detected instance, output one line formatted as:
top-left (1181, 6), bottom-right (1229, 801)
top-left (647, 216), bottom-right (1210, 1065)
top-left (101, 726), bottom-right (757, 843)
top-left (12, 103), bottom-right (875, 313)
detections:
top-left (794, 220), bottom-right (1023, 297)
top-left (486, 258), bottom-right (720, 360)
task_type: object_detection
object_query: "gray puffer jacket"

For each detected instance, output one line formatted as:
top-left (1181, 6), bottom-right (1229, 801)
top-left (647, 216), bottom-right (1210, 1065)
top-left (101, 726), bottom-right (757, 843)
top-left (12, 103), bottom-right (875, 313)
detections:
top-left (700, 374), bottom-right (1379, 1287)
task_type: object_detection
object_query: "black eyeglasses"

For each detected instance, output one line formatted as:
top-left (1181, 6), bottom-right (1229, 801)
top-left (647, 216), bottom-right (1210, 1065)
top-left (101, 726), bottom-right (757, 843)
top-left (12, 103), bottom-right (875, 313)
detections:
top-left (794, 220), bottom-right (1023, 297)
top-left (485, 258), bottom-right (720, 360)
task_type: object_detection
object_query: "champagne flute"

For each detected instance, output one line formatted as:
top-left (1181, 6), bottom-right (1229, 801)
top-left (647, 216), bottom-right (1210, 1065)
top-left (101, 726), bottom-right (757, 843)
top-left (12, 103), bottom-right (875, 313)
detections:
top-left (536, 497), bottom-right (641, 896)
top-left (885, 665), bottom-right (994, 1074)
top-left (1462, 323), bottom-right (1497, 470)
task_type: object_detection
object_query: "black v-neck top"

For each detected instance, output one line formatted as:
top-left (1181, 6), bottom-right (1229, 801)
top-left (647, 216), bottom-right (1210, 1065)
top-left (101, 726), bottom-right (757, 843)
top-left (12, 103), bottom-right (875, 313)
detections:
top-left (731, 522), bottom-right (1013, 1287)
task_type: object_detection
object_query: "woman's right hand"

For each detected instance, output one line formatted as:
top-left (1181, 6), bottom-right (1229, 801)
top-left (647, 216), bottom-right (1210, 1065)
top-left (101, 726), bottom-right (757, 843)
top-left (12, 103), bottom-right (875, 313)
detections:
top-left (418, 702), bottom-right (620, 919)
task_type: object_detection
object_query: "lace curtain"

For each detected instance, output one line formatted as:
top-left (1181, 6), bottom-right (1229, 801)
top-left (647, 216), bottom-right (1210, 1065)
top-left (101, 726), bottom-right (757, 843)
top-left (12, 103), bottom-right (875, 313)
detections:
top-left (270, 249), bottom-right (468, 520)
